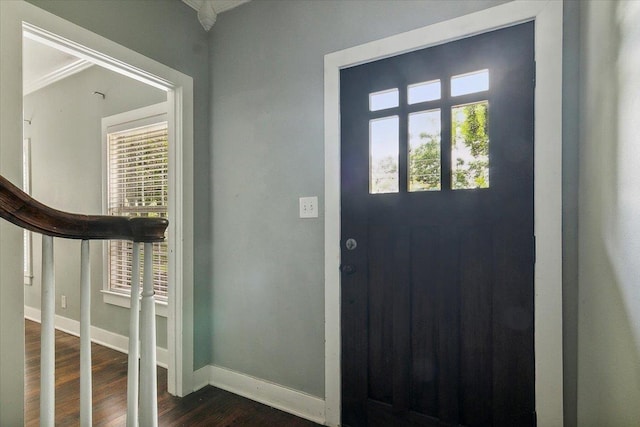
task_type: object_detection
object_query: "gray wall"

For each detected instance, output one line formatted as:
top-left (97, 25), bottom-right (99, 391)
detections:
top-left (577, 0), bottom-right (640, 424)
top-left (23, 65), bottom-right (167, 347)
top-left (27, 0), bottom-right (213, 369)
top-left (209, 0), bottom-right (509, 398)
top-left (562, 0), bottom-right (580, 425)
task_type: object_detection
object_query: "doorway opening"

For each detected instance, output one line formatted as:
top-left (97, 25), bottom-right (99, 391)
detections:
top-left (19, 18), bottom-right (193, 398)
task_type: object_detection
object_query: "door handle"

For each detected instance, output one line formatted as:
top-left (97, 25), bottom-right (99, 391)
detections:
top-left (340, 264), bottom-right (356, 275)
top-left (345, 238), bottom-right (357, 250)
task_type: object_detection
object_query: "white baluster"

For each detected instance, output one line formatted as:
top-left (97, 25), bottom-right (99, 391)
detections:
top-left (79, 240), bottom-right (92, 426)
top-left (40, 235), bottom-right (55, 427)
top-left (127, 242), bottom-right (141, 427)
top-left (139, 242), bottom-right (158, 427)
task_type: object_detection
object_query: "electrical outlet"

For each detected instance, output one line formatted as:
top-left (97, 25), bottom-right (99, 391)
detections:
top-left (61, 295), bottom-right (67, 309)
top-left (299, 196), bottom-right (318, 218)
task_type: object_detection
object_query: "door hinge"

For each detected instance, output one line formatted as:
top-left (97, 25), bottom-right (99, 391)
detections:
top-left (533, 61), bottom-right (537, 88)
top-left (533, 235), bottom-right (537, 264)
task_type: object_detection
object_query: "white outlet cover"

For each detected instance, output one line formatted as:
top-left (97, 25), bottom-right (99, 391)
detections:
top-left (299, 196), bottom-right (318, 218)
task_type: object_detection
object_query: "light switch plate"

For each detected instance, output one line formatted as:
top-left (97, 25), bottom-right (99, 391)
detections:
top-left (299, 196), bottom-right (318, 218)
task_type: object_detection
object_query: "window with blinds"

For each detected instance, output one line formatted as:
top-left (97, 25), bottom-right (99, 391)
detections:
top-left (107, 120), bottom-right (168, 300)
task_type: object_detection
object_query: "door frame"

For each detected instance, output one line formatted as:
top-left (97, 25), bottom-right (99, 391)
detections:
top-left (1, 0), bottom-right (195, 401)
top-left (323, 1), bottom-right (564, 426)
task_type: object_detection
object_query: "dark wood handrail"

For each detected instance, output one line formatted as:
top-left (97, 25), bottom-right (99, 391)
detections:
top-left (0, 174), bottom-right (167, 242)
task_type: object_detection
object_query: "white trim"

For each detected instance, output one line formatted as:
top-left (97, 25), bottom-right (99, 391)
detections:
top-left (193, 365), bottom-right (325, 425)
top-left (23, 23), bottom-right (172, 92)
top-left (23, 59), bottom-right (92, 95)
top-left (324, 1), bottom-right (564, 426)
top-left (192, 366), bottom-right (211, 392)
top-left (166, 85), bottom-right (192, 397)
top-left (23, 137), bottom-right (33, 286)
top-left (102, 101), bottom-right (167, 134)
top-left (24, 306), bottom-right (168, 368)
top-left (101, 290), bottom-right (168, 318)
top-left (15, 2), bottom-right (195, 397)
top-left (182, 0), bottom-right (203, 10)
top-left (181, 0), bottom-right (251, 31)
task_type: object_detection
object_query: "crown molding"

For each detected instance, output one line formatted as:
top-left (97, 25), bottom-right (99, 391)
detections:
top-left (24, 58), bottom-right (92, 95)
top-left (182, 0), bottom-right (250, 31)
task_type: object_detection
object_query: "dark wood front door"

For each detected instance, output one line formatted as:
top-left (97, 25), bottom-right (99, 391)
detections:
top-left (340, 23), bottom-right (535, 427)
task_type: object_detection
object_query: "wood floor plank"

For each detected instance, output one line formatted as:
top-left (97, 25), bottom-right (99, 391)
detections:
top-left (25, 320), bottom-right (320, 426)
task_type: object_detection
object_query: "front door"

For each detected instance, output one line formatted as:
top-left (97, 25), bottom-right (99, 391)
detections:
top-left (340, 22), bottom-right (535, 427)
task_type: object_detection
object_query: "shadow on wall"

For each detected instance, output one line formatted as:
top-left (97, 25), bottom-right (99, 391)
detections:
top-left (604, 0), bottom-right (640, 360)
top-left (578, 0), bottom-right (640, 424)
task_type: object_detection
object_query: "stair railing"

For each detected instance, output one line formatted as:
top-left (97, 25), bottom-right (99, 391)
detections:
top-left (0, 174), bottom-right (167, 427)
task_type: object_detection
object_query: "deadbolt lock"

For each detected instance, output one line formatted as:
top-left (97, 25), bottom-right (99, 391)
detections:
top-left (340, 264), bottom-right (356, 275)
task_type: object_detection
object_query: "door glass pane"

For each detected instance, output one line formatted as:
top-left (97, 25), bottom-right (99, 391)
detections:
top-left (451, 69), bottom-right (489, 96)
top-left (370, 116), bottom-right (399, 194)
top-left (408, 80), bottom-right (441, 104)
top-left (452, 101), bottom-right (489, 189)
top-left (369, 88), bottom-right (399, 111)
top-left (408, 110), bottom-right (441, 191)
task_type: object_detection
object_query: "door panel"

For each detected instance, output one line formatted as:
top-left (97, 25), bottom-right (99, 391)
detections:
top-left (459, 227), bottom-right (493, 426)
top-left (340, 22), bottom-right (535, 427)
top-left (409, 226), bottom-right (439, 417)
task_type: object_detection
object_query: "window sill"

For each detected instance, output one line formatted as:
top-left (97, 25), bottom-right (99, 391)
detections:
top-left (101, 290), bottom-right (168, 318)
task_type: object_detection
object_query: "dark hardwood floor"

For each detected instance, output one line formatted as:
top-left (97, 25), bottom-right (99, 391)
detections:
top-left (25, 320), bottom-right (320, 426)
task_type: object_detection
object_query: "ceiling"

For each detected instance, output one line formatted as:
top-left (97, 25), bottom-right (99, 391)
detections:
top-left (23, 0), bottom-right (248, 96)
top-left (23, 37), bottom-right (92, 96)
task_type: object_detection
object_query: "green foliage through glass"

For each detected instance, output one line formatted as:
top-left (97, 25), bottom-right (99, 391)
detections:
top-left (408, 110), bottom-right (441, 191)
top-left (370, 116), bottom-right (399, 193)
top-left (451, 102), bottom-right (489, 189)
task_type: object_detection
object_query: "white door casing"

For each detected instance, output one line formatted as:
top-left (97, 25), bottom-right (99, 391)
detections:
top-left (324, 1), bottom-right (563, 426)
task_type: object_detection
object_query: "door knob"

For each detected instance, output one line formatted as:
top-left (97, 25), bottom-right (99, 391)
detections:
top-left (340, 264), bottom-right (356, 275)
top-left (345, 238), bottom-right (357, 250)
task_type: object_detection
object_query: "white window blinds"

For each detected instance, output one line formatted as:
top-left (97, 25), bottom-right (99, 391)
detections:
top-left (107, 122), bottom-right (168, 300)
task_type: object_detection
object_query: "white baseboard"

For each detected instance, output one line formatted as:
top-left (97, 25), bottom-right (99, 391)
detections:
top-left (192, 364), bottom-right (326, 425)
top-left (26, 305), bottom-right (326, 423)
top-left (192, 365), bottom-right (211, 392)
top-left (25, 305), bottom-right (168, 368)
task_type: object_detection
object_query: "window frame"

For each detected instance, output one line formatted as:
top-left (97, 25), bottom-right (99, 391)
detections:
top-left (101, 102), bottom-right (169, 317)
